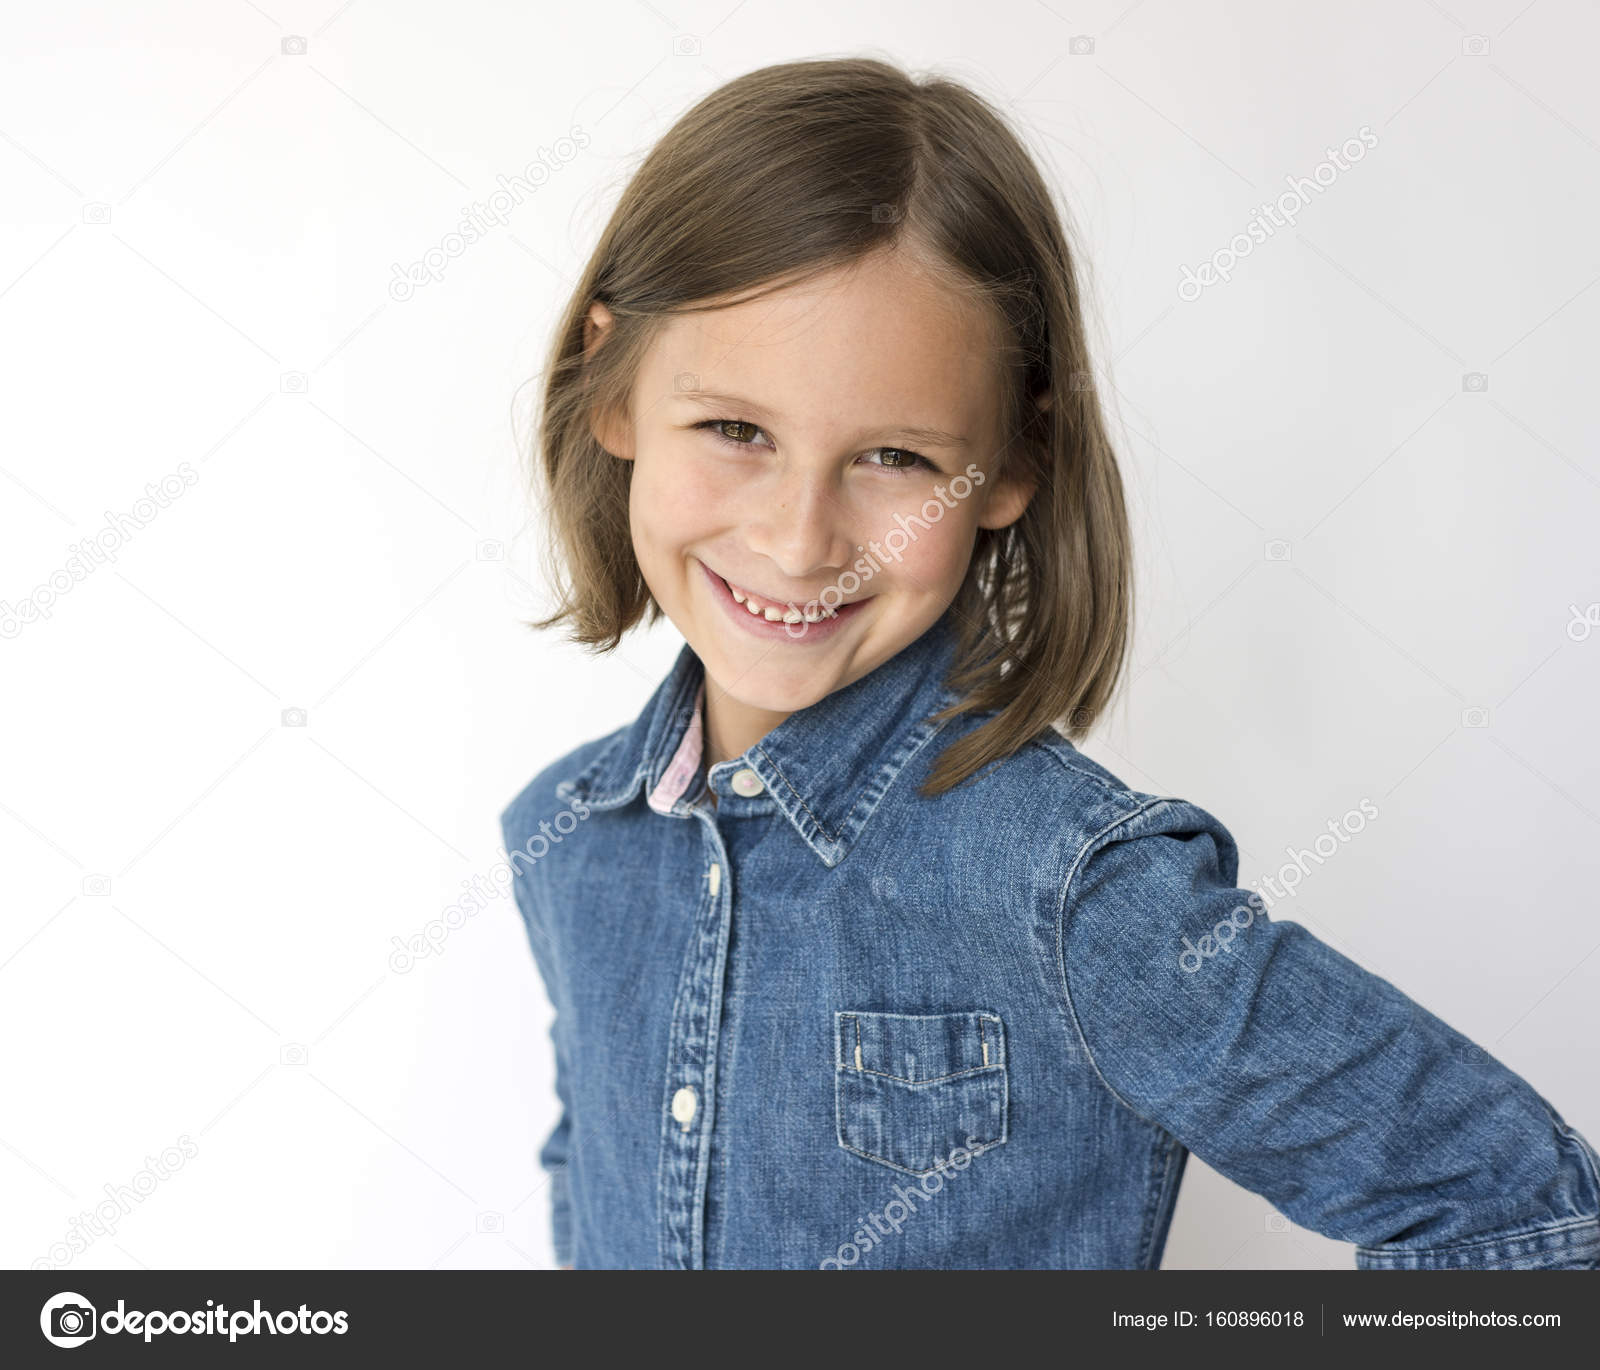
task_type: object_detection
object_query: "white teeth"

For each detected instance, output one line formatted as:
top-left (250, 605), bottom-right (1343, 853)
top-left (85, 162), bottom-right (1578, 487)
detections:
top-left (723, 574), bottom-right (837, 624)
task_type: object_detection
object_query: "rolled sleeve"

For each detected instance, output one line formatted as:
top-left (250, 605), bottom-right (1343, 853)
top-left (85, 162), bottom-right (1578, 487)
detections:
top-left (1058, 797), bottom-right (1600, 1270)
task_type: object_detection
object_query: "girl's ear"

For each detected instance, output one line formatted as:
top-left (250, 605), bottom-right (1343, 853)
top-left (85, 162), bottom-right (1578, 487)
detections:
top-left (976, 470), bottom-right (1037, 531)
top-left (582, 300), bottom-right (635, 460)
top-left (974, 388), bottom-right (1049, 528)
top-left (582, 299), bottom-right (613, 354)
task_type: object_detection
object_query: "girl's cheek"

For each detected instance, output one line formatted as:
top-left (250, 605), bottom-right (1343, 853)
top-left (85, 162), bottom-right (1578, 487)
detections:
top-left (633, 443), bottom-right (727, 536)
top-left (672, 452), bottom-right (735, 510)
top-left (871, 494), bottom-right (977, 587)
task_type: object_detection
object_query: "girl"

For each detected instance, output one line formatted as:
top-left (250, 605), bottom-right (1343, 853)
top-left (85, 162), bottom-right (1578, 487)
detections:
top-left (501, 56), bottom-right (1599, 1270)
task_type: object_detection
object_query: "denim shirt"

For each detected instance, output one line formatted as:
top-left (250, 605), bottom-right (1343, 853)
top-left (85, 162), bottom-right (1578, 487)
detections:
top-left (500, 609), bottom-right (1600, 1269)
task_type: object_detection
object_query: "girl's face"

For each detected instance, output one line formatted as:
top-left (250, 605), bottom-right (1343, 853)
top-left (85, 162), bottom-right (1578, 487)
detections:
top-left (588, 245), bottom-right (1035, 733)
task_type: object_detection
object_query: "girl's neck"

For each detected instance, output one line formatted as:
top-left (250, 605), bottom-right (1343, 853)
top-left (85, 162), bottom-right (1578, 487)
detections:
top-left (701, 678), bottom-right (793, 771)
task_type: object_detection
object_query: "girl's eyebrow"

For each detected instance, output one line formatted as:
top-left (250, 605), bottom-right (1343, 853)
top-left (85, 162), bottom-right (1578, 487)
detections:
top-left (674, 389), bottom-right (969, 449)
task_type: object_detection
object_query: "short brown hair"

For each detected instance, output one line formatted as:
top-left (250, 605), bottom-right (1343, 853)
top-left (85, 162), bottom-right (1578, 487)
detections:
top-left (521, 56), bottom-right (1132, 797)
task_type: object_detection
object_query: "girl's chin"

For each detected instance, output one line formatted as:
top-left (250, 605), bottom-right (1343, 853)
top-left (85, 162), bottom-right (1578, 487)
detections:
top-left (698, 651), bottom-right (842, 713)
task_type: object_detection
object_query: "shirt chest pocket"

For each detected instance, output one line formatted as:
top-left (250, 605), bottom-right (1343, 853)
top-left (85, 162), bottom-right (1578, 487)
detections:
top-left (834, 1009), bottom-right (1009, 1176)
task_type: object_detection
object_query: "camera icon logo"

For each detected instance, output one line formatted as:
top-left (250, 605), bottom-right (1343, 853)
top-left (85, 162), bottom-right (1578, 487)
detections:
top-left (1264, 1212), bottom-right (1289, 1232)
top-left (82, 875), bottom-right (111, 897)
top-left (280, 1043), bottom-right (308, 1066)
top-left (82, 203), bottom-right (111, 225)
top-left (477, 1211), bottom-right (504, 1233)
top-left (281, 707), bottom-right (307, 727)
top-left (1461, 706), bottom-right (1490, 728)
top-left (476, 539), bottom-right (505, 562)
top-left (41, 1291), bottom-right (97, 1347)
top-left (871, 203), bottom-right (902, 223)
top-left (282, 35), bottom-right (308, 56)
top-left (1264, 539), bottom-right (1292, 562)
top-left (1462, 35), bottom-right (1489, 56)
top-left (280, 371), bottom-right (308, 394)
top-left (1070, 35), bottom-right (1096, 55)
top-left (673, 35), bottom-right (700, 56)
top-left (673, 371), bottom-right (699, 393)
top-left (1461, 371), bottom-right (1488, 392)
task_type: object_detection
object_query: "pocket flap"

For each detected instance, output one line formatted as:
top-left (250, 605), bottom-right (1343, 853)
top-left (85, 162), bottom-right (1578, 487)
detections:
top-left (836, 1010), bottom-right (1004, 1083)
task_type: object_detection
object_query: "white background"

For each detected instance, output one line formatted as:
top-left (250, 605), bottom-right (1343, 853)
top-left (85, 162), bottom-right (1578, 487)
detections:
top-left (2, 0), bottom-right (1596, 1272)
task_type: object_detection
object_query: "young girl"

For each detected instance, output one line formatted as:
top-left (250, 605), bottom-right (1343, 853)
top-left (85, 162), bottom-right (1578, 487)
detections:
top-left (501, 56), bottom-right (1599, 1270)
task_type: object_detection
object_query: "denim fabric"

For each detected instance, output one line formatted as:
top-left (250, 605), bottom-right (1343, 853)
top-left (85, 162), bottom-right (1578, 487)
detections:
top-left (500, 609), bottom-right (1600, 1269)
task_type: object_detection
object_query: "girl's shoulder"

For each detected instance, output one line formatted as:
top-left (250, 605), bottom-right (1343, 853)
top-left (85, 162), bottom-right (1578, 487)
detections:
top-left (499, 724), bottom-right (631, 850)
top-left (936, 715), bottom-right (1159, 827)
top-left (1021, 726), bottom-right (1155, 808)
top-left (926, 717), bottom-right (1243, 895)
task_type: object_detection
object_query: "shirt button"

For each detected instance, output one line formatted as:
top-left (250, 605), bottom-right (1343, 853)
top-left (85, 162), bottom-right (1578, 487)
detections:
top-left (730, 768), bottom-right (764, 797)
top-left (671, 1086), bottom-right (697, 1126)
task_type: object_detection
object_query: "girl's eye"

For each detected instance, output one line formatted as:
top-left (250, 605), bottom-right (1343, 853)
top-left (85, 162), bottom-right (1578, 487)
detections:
top-left (694, 419), bottom-right (934, 475)
top-left (703, 419), bottom-right (766, 446)
top-left (860, 447), bottom-right (934, 474)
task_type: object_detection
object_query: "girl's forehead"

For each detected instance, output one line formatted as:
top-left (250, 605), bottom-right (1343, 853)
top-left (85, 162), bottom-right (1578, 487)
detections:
top-left (639, 255), bottom-right (1002, 421)
top-left (685, 250), bottom-right (990, 344)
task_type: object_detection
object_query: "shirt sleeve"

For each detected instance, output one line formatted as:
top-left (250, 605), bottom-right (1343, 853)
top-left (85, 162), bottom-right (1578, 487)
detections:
top-left (539, 1021), bottom-right (575, 1269)
top-left (1057, 796), bottom-right (1600, 1270)
top-left (502, 807), bottom-right (576, 1269)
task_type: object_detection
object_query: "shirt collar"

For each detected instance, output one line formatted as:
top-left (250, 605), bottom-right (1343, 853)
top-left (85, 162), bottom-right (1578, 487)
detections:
top-left (559, 609), bottom-right (965, 868)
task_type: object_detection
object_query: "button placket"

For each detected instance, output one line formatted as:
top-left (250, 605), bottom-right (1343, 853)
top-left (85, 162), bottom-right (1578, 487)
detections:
top-left (655, 810), bottom-right (735, 1269)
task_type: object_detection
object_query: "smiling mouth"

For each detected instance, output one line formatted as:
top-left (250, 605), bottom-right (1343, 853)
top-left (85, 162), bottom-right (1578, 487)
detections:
top-left (704, 564), bottom-right (869, 624)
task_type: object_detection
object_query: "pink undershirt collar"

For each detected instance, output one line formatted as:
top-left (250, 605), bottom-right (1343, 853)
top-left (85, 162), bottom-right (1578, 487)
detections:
top-left (646, 679), bottom-right (706, 814)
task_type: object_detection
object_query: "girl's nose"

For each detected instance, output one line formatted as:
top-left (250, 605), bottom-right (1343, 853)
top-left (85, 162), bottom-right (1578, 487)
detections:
top-left (742, 467), bottom-right (856, 584)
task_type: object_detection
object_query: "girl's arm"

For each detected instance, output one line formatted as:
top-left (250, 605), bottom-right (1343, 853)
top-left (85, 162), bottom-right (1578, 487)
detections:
top-left (501, 810), bottom-right (576, 1271)
top-left (1057, 797), bottom-right (1600, 1269)
top-left (533, 1016), bottom-right (575, 1270)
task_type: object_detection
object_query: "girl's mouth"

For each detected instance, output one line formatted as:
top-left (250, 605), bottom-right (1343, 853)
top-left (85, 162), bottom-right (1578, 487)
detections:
top-left (698, 560), bottom-right (871, 643)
